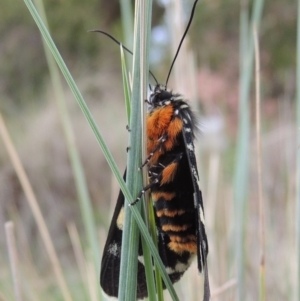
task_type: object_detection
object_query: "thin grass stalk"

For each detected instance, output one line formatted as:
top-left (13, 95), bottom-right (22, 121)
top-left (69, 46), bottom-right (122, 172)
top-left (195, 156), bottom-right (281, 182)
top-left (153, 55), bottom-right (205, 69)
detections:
top-left (228, 1), bottom-right (248, 290)
top-left (141, 2), bottom-right (171, 299)
top-left (5, 222), bottom-right (23, 301)
top-left (140, 0), bottom-right (150, 232)
top-left (139, 1), bottom-right (159, 301)
top-left (118, 1), bottom-right (143, 299)
top-left (119, 0), bottom-right (133, 62)
top-left (234, 1), bottom-right (249, 298)
top-left (8, 209), bottom-right (44, 301)
top-left (32, 2), bottom-right (101, 293)
top-left (120, 46), bottom-right (131, 124)
top-left (235, 0), bottom-right (264, 300)
top-left (253, 25), bottom-right (266, 301)
top-left (0, 113), bottom-right (73, 301)
top-left (23, 0), bottom-right (123, 189)
top-left (149, 205), bottom-right (164, 301)
top-left (239, 0), bottom-right (249, 79)
top-left (296, 0), bottom-right (300, 299)
top-left (23, 2), bottom-right (179, 299)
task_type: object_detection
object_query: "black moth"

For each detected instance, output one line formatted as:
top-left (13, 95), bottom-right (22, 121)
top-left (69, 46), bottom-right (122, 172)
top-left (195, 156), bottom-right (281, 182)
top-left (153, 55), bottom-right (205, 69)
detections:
top-left (99, 0), bottom-right (210, 300)
top-left (100, 84), bottom-right (209, 300)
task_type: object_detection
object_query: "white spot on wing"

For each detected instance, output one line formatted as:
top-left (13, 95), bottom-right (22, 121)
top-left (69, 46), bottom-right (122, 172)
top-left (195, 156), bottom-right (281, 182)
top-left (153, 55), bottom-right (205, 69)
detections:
top-left (187, 143), bottom-right (194, 151)
top-left (199, 207), bottom-right (206, 225)
top-left (165, 267), bottom-right (174, 274)
top-left (186, 112), bottom-right (192, 121)
top-left (174, 261), bottom-right (189, 272)
top-left (107, 242), bottom-right (119, 256)
top-left (191, 166), bottom-right (199, 181)
top-left (165, 256), bottom-right (195, 274)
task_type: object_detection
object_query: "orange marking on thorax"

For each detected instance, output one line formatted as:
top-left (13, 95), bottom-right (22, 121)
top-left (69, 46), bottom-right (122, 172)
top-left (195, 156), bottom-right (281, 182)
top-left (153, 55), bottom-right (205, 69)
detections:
top-left (147, 105), bottom-right (182, 164)
top-left (167, 118), bottom-right (183, 144)
top-left (147, 106), bottom-right (174, 143)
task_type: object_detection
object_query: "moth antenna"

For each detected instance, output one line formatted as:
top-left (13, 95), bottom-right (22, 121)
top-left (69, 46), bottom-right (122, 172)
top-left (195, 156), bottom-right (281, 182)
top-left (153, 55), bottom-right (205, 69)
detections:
top-left (90, 30), bottom-right (133, 55)
top-left (165, 0), bottom-right (199, 88)
top-left (90, 30), bottom-right (159, 85)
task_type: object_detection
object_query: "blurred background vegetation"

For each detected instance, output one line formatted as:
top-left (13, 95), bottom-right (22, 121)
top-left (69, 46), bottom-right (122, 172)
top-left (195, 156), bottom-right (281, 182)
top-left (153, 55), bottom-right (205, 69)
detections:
top-left (0, 0), bottom-right (298, 300)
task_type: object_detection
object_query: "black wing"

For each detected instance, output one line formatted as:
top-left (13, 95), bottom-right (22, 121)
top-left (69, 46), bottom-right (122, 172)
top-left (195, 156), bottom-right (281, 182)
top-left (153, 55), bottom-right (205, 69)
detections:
top-left (180, 109), bottom-right (210, 301)
top-left (100, 171), bottom-right (148, 299)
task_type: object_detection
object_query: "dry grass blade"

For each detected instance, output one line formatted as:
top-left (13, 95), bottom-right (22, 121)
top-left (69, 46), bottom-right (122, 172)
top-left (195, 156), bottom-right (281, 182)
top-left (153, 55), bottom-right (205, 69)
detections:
top-left (67, 222), bottom-right (89, 296)
top-left (5, 221), bottom-right (22, 301)
top-left (0, 113), bottom-right (73, 301)
top-left (253, 25), bottom-right (266, 301)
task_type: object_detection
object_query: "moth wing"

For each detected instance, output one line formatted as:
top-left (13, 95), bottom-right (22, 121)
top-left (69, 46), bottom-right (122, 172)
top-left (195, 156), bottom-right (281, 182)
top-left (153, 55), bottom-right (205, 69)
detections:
top-left (180, 110), bottom-right (210, 300)
top-left (100, 172), bottom-right (126, 297)
top-left (100, 170), bottom-right (148, 299)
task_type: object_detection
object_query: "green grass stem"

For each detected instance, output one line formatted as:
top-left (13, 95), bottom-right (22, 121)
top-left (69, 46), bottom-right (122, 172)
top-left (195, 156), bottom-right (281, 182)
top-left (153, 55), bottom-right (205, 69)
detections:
top-left (119, 0), bottom-right (133, 63)
top-left (235, 0), bottom-right (265, 300)
top-left (139, 1), bottom-right (158, 301)
top-left (120, 46), bottom-right (131, 125)
top-left (117, 2), bottom-right (142, 299)
top-left (32, 3), bottom-right (100, 299)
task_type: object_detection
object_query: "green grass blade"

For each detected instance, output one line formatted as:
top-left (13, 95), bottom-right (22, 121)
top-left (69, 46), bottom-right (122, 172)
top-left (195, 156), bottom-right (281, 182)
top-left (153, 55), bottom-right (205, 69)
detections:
top-left (119, 0), bottom-right (133, 63)
top-left (234, 0), bottom-right (265, 300)
top-left (149, 203), bottom-right (164, 301)
top-left (120, 45), bottom-right (131, 124)
top-left (118, 14), bottom-right (141, 301)
top-left (32, 3), bottom-right (100, 299)
top-left (117, 2), bottom-right (143, 299)
top-left (23, 0), bottom-right (124, 193)
top-left (138, 1), bottom-right (158, 301)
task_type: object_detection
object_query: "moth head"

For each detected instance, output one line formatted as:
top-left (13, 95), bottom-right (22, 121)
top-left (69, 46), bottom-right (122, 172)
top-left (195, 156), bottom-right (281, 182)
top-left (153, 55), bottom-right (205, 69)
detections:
top-left (149, 84), bottom-right (173, 108)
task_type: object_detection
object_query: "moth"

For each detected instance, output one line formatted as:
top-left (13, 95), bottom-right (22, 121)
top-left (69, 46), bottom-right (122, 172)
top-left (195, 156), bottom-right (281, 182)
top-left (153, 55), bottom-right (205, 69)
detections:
top-left (99, 1), bottom-right (210, 300)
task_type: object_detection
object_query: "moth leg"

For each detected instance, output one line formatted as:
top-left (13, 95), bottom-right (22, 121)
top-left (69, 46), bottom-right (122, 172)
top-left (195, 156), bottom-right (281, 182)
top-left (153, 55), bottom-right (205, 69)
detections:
top-left (129, 178), bottom-right (159, 206)
top-left (133, 152), bottom-right (184, 207)
top-left (138, 134), bottom-right (168, 170)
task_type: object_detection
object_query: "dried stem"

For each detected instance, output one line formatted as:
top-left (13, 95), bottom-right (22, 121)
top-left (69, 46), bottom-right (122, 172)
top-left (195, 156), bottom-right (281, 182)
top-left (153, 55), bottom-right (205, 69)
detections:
top-left (253, 25), bottom-right (266, 301)
top-left (5, 221), bottom-right (23, 301)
